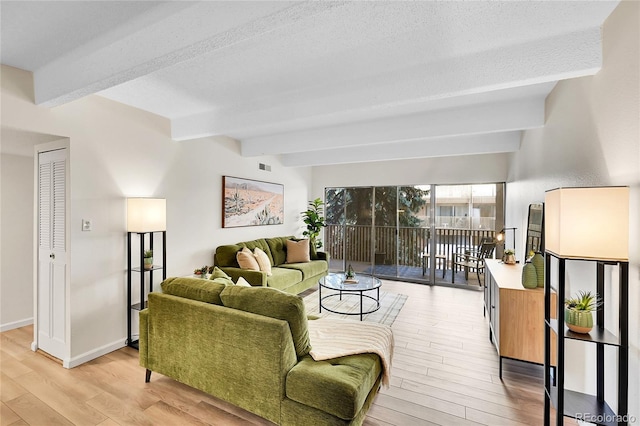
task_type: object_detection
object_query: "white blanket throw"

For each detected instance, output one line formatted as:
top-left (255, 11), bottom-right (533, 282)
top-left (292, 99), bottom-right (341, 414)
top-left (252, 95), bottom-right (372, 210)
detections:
top-left (307, 318), bottom-right (394, 387)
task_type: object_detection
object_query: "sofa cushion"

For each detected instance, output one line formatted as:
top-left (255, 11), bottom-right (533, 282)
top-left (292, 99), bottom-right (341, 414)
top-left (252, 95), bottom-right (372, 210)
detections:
top-left (237, 247), bottom-right (260, 271)
top-left (209, 266), bottom-right (231, 280)
top-left (161, 277), bottom-right (228, 305)
top-left (266, 267), bottom-right (303, 291)
top-left (286, 353), bottom-right (382, 420)
top-left (286, 239), bottom-right (311, 263)
top-left (239, 239), bottom-right (273, 265)
top-left (220, 285), bottom-right (311, 357)
top-left (278, 260), bottom-right (327, 280)
top-left (215, 244), bottom-right (242, 267)
top-left (211, 277), bottom-right (235, 287)
top-left (253, 247), bottom-right (272, 276)
top-left (265, 236), bottom-right (293, 266)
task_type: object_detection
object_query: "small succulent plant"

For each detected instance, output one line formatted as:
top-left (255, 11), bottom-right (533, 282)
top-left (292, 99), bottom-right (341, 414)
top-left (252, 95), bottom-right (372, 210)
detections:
top-left (345, 264), bottom-right (355, 279)
top-left (565, 291), bottom-right (602, 312)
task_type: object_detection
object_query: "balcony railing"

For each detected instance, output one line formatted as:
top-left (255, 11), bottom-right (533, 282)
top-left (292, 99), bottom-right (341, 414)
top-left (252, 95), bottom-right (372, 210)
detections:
top-left (324, 224), bottom-right (496, 269)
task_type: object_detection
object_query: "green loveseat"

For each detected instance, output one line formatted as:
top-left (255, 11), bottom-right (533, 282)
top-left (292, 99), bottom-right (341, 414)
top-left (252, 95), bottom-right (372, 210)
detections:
top-left (140, 277), bottom-right (383, 425)
top-left (214, 236), bottom-right (329, 294)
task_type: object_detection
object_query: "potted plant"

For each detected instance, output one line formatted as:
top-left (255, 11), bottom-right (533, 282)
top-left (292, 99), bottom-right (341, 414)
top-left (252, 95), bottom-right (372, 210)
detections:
top-left (345, 264), bottom-right (355, 279)
top-left (504, 249), bottom-right (516, 264)
top-left (143, 250), bottom-right (153, 270)
top-left (344, 264), bottom-right (358, 283)
top-left (565, 291), bottom-right (602, 334)
top-left (193, 266), bottom-right (208, 278)
top-left (301, 198), bottom-right (326, 250)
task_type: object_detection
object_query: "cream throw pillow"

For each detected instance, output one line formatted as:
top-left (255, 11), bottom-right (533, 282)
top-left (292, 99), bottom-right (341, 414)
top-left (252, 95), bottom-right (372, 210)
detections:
top-left (235, 276), bottom-right (252, 287)
top-left (237, 247), bottom-right (260, 271)
top-left (286, 239), bottom-right (311, 263)
top-left (253, 247), bottom-right (273, 276)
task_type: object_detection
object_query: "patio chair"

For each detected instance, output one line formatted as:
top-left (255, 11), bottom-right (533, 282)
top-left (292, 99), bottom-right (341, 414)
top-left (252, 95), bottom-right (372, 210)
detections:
top-left (421, 248), bottom-right (446, 278)
top-left (451, 241), bottom-right (496, 286)
top-left (461, 236), bottom-right (494, 257)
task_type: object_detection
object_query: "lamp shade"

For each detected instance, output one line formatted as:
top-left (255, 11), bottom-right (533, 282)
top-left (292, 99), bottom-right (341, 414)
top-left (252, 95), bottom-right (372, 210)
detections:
top-left (544, 187), bottom-right (628, 261)
top-left (127, 198), bottom-right (166, 232)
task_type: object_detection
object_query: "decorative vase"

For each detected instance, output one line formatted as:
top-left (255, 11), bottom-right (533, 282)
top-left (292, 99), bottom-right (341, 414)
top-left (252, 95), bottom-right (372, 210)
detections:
top-left (565, 308), bottom-right (593, 334)
top-left (144, 257), bottom-right (153, 270)
top-left (532, 253), bottom-right (544, 288)
top-left (522, 263), bottom-right (538, 289)
top-left (505, 254), bottom-right (516, 264)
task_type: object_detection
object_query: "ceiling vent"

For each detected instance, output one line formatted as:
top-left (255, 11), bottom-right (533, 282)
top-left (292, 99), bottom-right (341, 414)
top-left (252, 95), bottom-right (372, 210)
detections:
top-left (258, 163), bottom-right (271, 172)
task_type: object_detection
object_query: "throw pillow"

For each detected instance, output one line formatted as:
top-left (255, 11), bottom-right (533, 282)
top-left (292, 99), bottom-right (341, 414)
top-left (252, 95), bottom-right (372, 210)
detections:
top-left (235, 276), bottom-right (252, 287)
top-left (220, 285), bottom-right (311, 357)
top-left (161, 277), bottom-right (228, 305)
top-left (237, 247), bottom-right (260, 271)
top-left (209, 266), bottom-right (231, 280)
top-left (253, 247), bottom-right (273, 276)
top-left (211, 276), bottom-right (234, 287)
top-left (286, 238), bottom-right (311, 263)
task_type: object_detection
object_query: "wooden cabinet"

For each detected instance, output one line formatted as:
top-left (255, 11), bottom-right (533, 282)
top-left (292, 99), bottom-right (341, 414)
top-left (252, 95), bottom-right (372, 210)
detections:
top-left (484, 259), bottom-right (555, 377)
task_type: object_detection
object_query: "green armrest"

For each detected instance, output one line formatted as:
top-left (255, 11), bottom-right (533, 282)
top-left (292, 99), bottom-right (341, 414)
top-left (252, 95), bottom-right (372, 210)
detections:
top-left (316, 251), bottom-right (330, 262)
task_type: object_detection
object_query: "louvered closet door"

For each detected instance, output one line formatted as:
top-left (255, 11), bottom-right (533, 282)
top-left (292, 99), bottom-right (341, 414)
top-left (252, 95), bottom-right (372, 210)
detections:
top-left (37, 148), bottom-right (68, 360)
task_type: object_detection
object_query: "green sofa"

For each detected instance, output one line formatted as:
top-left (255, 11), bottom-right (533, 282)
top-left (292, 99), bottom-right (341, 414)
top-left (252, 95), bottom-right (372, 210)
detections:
top-left (140, 277), bottom-right (383, 425)
top-left (214, 236), bottom-right (329, 294)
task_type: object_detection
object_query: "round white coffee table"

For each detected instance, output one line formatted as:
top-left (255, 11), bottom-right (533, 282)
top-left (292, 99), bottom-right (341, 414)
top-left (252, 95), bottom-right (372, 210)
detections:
top-left (318, 273), bottom-right (381, 320)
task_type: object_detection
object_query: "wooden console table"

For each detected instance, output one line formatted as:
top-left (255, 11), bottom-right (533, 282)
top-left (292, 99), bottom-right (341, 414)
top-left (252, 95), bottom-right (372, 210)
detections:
top-left (484, 259), bottom-right (555, 377)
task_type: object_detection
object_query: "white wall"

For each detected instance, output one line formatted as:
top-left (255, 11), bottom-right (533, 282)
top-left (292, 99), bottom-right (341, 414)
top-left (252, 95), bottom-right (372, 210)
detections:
top-left (506, 1), bottom-right (639, 419)
top-left (161, 136), bottom-right (312, 275)
top-left (0, 154), bottom-right (34, 330)
top-left (1, 65), bottom-right (313, 365)
top-left (312, 152), bottom-right (510, 197)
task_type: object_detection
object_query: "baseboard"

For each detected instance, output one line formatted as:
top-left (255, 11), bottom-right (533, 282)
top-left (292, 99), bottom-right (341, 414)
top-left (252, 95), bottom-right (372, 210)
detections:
top-left (0, 317), bottom-right (33, 332)
top-left (64, 338), bottom-right (127, 369)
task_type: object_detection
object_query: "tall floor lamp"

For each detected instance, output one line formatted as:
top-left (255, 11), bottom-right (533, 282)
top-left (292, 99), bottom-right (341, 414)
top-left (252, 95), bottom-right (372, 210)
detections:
top-left (126, 198), bottom-right (166, 349)
top-left (542, 186), bottom-right (629, 425)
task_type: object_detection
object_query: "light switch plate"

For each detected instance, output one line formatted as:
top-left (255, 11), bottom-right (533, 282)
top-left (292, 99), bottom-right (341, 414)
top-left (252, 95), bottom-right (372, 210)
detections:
top-left (82, 219), bottom-right (92, 231)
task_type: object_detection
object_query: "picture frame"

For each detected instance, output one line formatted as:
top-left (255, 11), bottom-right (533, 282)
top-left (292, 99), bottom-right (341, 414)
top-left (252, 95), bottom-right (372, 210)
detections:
top-left (222, 176), bottom-right (284, 228)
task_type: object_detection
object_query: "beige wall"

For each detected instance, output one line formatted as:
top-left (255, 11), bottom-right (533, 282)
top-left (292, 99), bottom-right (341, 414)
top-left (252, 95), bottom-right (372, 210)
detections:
top-left (0, 154), bottom-right (34, 330)
top-left (0, 65), bottom-right (313, 365)
top-left (506, 1), bottom-right (639, 419)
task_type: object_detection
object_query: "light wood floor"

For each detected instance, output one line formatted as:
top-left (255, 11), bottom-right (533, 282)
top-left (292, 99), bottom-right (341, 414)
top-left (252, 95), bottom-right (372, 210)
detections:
top-left (1, 281), bottom-right (567, 425)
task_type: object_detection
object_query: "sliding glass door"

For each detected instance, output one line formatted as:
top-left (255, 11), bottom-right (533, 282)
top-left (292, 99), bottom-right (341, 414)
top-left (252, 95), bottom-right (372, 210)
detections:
top-left (345, 187), bottom-right (372, 275)
top-left (325, 187), bottom-right (374, 275)
top-left (324, 183), bottom-right (503, 285)
top-left (396, 185), bottom-right (430, 282)
top-left (373, 187), bottom-right (398, 277)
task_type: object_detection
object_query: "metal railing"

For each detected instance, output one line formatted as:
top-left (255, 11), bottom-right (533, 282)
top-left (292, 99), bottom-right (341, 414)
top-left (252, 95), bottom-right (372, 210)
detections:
top-left (325, 224), bottom-right (496, 268)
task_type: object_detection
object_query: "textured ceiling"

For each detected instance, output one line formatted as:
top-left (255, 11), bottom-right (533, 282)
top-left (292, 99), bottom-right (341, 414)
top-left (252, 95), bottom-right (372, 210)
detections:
top-left (0, 1), bottom-right (620, 166)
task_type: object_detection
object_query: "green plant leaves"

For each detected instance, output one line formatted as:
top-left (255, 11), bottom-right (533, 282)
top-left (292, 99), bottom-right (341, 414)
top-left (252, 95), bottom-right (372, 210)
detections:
top-left (564, 290), bottom-right (602, 312)
top-left (301, 198), bottom-right (326, 249)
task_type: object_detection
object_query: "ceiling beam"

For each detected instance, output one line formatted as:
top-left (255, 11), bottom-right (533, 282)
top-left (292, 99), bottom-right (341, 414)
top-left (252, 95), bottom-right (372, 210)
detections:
top-left (239, 98), bottom-right (543, 157)
top-left (33, 1), bottom-right (341, 107)
top-left (171, 27), bottom-right (599, 141)
top-left (280, 131), bottom-right (523, 167)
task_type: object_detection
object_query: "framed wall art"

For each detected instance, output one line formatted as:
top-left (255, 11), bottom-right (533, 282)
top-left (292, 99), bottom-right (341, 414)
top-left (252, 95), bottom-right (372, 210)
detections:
top-left (222, 176), bottom-right (284, 228)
